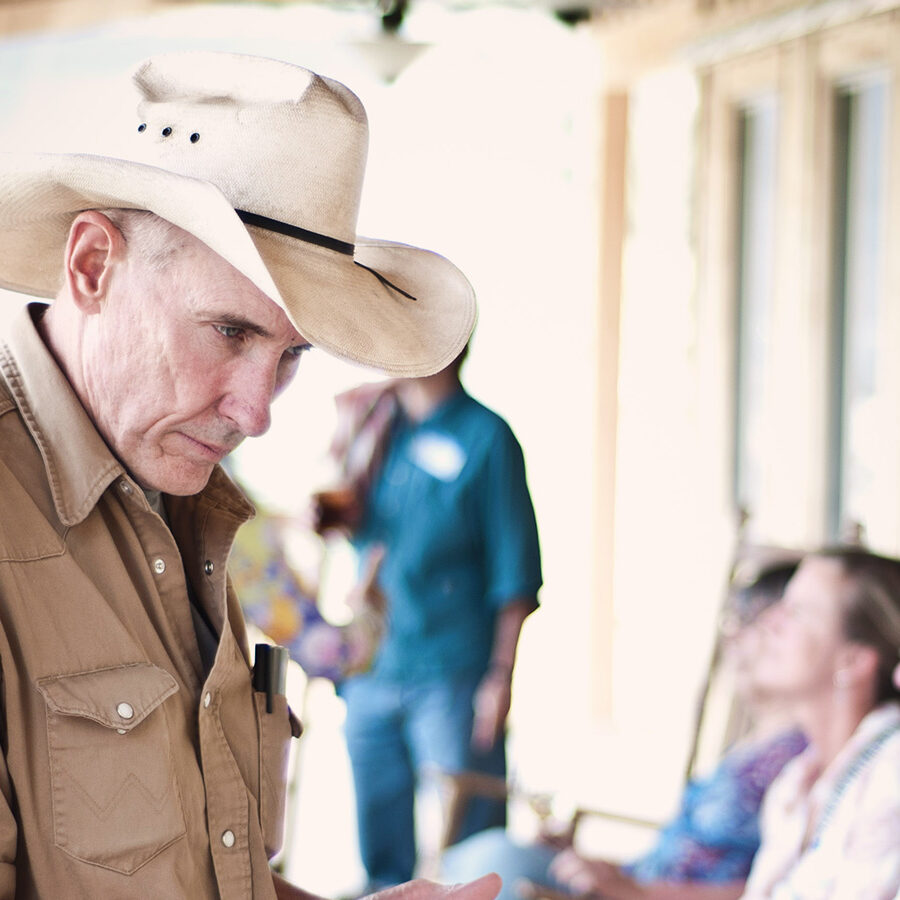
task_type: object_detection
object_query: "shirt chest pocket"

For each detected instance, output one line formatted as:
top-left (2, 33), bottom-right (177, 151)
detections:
top-left (36, 664), bottom-right (187, 875)
top-left (253, 692), bottom-right (302, 858)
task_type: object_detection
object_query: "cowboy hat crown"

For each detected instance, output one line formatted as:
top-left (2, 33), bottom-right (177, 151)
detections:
top-left (0, 51), bottom-right (476, 376)
top-left (132, 53), bottom-right (367, 248)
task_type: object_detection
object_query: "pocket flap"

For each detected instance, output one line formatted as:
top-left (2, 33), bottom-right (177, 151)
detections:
top-left (37, 664), bottom-right (179, 732)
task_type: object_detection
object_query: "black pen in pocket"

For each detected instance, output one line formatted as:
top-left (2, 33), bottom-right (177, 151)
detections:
top-left (253, 643), bottom-right (288, 713)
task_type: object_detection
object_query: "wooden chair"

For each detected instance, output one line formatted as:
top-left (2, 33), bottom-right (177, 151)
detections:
top-left (431, 769), bottom-right (660, 864)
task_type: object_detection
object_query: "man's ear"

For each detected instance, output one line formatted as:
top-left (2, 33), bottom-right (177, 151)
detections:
top-left (64, 211), bottom-right (126, 313)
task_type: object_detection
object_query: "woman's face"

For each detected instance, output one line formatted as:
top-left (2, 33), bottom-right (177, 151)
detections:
top-left (724, 609), bottom-right (774, 698)
top-left (753, 557), bottom-right (851, 700)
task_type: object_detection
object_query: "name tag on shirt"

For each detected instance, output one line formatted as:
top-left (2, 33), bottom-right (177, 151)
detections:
top-left (408, 432), bottom-right (466, 481)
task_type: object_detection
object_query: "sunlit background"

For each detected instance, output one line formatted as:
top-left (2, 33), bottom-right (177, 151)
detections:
top-left (2, 0), bottom-right (899, 893)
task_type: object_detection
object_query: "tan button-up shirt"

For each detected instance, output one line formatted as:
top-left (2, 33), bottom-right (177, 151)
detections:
top-left (0, 305), bottom-right (297, 899)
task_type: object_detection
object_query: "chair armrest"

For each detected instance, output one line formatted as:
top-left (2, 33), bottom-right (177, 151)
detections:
top-left (571, 805), bottom-right (661, 832)
top-left (435, 771), bottom-right (661, 853)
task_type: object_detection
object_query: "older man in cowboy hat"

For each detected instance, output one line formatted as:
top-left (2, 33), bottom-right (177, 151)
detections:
top-left (0, 52), bottom-right (497, 900)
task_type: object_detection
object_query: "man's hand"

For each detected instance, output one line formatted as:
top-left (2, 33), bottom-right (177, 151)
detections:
top-left (474, 597), bottom-right (536, 751)
top-left (307, 487), bottom-right (363, 536)
top-left (365, 874), bottom-right (502, 900)
top-left (548, 848), bottom-right (626, 896)
top-left (345, 545), bottom-right (387, 617)
top-left (471, 670), bottom-right (512, 751)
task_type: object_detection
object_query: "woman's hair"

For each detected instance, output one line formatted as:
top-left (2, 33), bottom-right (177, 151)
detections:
top-left (730, 560), bottom-right (800, 628)
top-left (817, 547), bottom-right (900, 705)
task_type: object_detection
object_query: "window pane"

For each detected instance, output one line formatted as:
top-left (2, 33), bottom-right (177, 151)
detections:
top-left (734, 98), bottom-right (778, 522)
top-left (829, 76), bottom-right (889, 541)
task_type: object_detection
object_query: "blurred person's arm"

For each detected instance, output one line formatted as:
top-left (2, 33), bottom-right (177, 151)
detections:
top-left (519, 878), bottom-right (745, 900)
top-left (471, 597), bottom-right (537, 751)
top-left (545, 850), bottom-right (745, 900)
top-left (272, 871), bottom-right (502, 900)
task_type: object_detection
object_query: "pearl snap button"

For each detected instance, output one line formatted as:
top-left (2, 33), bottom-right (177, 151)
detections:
top-left (119, 480), bottom-right (132, 494)
top-left (117, 728), bottom-right (127, 735)
top-left (153, 558), bottom-right (166, 575)
top-left (221, 830), bottom-right (235, 848)
top-left (116, 702), bottom-right (134, 720)
top-left (204, 560), bottom-right (214, 576)
top-left (203, 692), bottom-right (211, 708)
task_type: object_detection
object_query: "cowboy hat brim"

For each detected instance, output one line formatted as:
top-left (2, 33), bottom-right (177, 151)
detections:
top-left (0, 152), bottom-right (476, 377)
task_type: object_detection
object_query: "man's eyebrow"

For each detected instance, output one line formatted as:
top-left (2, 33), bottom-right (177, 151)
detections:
top-left (216, 312), bottom-right (274, 339)
top-left (211, 312), bottom-right (310, 349)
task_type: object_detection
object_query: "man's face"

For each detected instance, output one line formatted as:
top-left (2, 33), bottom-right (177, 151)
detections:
top-left (79, 226), bottom-right (309, 495)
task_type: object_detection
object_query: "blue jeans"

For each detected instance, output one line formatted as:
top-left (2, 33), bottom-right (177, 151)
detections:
top-left (340, 673), bottom-right (507, 887)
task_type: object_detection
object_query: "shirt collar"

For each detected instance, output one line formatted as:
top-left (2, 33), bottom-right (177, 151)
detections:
top-left (806, 701), bottom-right (900, 804)
top-left (1, 303), bottom-right (124, 527)
top-left (833, 701), bottom-right (900, 769)
top-left (0, 303), bottom-right (255, 528)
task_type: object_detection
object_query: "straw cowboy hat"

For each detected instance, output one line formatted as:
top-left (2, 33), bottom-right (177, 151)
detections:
top-left (0, 51), bottom-right (476, 376)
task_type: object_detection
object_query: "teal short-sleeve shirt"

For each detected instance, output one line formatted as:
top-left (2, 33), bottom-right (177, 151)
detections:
top-left (353, 388), bottom-right (542, 681)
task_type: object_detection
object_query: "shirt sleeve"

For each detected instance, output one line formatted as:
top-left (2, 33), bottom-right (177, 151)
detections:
top-left (0, 673), bottom-right (17, 898)
top-left (476, 419), bottom-right (542, 608)
top-left (624, 743), bottom-right (770, 882)
top-left (716, 731), bottom-right (807, 845)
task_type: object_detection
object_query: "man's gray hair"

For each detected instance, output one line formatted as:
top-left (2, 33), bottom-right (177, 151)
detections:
top-left (97, 208), bottom-right (189, 271)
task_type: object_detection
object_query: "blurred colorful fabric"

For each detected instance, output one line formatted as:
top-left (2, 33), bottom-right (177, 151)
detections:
top-left (623, 728), bottom-right (808, 882)
top-left (230, 511), bottom-right (382, 684)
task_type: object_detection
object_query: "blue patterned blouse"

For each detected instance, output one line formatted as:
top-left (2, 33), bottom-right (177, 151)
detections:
top-left (624, 729), bottom-right (808, 883)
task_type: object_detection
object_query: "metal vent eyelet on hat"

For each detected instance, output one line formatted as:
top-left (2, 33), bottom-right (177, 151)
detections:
top-left (162, 126), bottom-right (173, 137)
top-left (137, 123), bottom-right (147, 132)
top-left (190, 132), bottom-right (200, 143)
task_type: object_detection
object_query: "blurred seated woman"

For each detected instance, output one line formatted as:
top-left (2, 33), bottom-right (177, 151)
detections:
top-left (734, 547), bottom-right (900, 899)
top-left (549, 548), bottom-right (900, 899)
top-left (441, 562), bottom-right (807, 900)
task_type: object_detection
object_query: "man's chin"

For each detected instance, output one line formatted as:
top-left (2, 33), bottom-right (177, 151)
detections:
top-left (132, 460), bottom-right (217, 496)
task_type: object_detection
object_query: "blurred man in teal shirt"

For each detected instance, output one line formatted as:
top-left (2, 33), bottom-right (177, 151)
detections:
top-left (322, 346), bottom-right (542, 890)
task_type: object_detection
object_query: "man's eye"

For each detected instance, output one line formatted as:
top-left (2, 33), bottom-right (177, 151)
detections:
top-left (286, 344), bottom-right (311, 359)
top-left (215, 324), bottom-right (243, 339)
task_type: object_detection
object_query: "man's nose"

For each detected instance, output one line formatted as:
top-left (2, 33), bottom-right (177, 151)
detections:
top-left (220, 364), bottom-right (276, 437)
